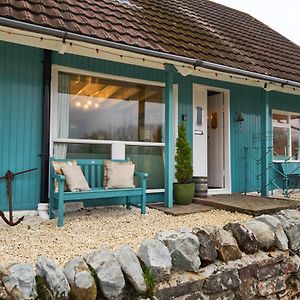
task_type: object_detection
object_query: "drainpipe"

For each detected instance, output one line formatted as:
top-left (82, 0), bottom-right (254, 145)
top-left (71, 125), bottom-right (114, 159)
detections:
top-left (38, 49), bottom-right (52, 219)
top-left (1, 17), bottom-right (300, 89)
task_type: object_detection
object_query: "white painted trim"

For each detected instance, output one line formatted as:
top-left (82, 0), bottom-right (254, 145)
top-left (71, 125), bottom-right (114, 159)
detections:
top-left (146, 189), bottom-right (164, 194)
top-left (208, 188), bottom-right (231, 195)
top-left (53, 138), bottom-right (165, 147)
top-left (1, 26), bottom-right (300, 96)
top-left (52, 65), bottom-right (165, 87)
top-left (272, 109), bottom-right (300, 161)
top-left (1, 210), bottom-right (38, 218)
top-left (50, 65), bottom-right (166, 192)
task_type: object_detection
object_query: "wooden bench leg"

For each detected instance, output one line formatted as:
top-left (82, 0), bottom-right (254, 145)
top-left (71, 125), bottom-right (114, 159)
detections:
top-left (141, 178), bottom-right (147, 214)
top-left (49, 196), bottom-right (54, 220)
top-left (57, 184), bottom-right (64, 227)
top-left (126, 196), bottom-right (131, 210)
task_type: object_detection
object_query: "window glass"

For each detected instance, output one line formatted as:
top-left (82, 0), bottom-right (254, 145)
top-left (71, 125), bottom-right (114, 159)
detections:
top-left (291, 115), bottom-right (300, 159)
top-left (126, 146), bottom-right (164, 189)
top-left (272, 113), bottom-right (289, 125)
top-left (65, 144), bottom-right (111, 159)
top-left (273, 127), bottom-right (289, 160)
top-left (58, 72), bottom-right (165, 143)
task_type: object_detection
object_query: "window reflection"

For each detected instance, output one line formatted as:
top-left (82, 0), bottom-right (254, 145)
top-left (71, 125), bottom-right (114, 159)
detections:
top-left (58, 72), bottom-right (165, 142)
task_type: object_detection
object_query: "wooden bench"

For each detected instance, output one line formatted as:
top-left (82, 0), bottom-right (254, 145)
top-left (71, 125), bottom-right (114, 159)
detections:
top-left (49, 158), bottom-right (148, 227)
top-left (281, 161), bottom-right (300, 196)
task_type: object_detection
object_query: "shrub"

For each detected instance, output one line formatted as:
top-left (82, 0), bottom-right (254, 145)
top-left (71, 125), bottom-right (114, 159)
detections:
top-left (175, 122), bottom-right (193, 184)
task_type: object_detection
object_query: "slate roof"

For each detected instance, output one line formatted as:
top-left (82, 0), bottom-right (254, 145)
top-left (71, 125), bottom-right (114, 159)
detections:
top-left (1, 0), bottom-right (300, 82)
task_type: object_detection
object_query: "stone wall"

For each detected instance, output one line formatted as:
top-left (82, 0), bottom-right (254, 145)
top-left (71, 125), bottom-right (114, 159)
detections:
top-left (1, 209), bottom-right (300, 299)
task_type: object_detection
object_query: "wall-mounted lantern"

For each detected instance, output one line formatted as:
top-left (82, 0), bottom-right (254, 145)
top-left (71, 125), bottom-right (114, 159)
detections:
top-left (236, 112), bottom-right (245, 123)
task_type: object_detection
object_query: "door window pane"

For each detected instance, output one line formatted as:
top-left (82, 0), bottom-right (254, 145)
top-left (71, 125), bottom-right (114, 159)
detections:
top-left (58, 72), bottom-right (165, 143)
top-left (273, 127), bottom-right (289, 160)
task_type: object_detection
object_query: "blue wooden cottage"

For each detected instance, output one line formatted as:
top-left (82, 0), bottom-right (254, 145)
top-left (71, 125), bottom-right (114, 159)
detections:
top-left (0, 0), bottom-right (300, 214)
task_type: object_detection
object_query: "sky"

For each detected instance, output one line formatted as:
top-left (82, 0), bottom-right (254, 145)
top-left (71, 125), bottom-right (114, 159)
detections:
top-left (210, 0), bottom-right (300, 46)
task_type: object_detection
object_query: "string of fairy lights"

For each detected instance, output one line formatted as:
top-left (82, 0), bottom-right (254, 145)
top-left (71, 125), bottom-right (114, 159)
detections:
top-left (0, 27), bottom-right (299, 94)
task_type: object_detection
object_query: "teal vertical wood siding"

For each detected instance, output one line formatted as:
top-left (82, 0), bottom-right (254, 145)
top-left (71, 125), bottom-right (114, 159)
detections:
top-left (52, 53), bottom-right (300, 194)
top-left (0, 41), bottom-right (42, 211)
top-left (1, 43), bottom-right (300, 212)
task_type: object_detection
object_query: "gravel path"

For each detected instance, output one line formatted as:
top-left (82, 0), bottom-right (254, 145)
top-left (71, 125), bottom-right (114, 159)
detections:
top-left (0, 207), bottom-right (251, 266)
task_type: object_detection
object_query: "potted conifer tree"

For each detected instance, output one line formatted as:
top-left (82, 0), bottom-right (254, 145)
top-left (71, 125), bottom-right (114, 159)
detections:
top-left (174, 122), bottom-right (195, 205)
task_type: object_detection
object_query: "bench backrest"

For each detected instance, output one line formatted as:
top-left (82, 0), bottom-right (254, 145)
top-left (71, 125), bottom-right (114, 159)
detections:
top-left (50, 158), bottom-right (128, 188)
top-left (281, 162), bottom-right (300, 176)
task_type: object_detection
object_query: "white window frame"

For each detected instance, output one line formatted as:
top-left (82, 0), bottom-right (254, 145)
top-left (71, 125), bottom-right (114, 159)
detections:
top-left (50, 65), bottom-right (168, 193)
top-left (272, 109), bottom-right (300, 162)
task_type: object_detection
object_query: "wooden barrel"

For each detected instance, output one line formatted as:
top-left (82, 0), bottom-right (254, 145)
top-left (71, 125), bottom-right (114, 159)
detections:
top-left (193, 176), bottom-right (208, 198)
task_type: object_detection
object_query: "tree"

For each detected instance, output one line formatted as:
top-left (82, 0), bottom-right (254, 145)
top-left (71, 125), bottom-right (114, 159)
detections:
top-left (175, 122), bottom-right (193, 184)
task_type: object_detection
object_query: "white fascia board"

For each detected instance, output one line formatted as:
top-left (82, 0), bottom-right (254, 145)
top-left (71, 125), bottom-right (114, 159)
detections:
top-left (1, 25), bottom-right (300, 96)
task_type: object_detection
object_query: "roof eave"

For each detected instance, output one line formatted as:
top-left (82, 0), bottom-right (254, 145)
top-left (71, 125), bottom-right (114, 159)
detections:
top-left (1, 17), bottom-right (300, 89)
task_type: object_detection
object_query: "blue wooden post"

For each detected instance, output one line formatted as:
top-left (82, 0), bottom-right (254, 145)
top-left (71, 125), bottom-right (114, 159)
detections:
top-left (164, 64), bottom-right (175, 208)
top-left (261, 90), bottom-right (272, 196)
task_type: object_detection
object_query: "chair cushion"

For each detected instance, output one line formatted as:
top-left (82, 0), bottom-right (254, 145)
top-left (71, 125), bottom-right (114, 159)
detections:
top-left (62, 165), bottom-right (91, 192)
top-left (52, 160), bottom-right (77, 192)
top-left (106, 163), bottom-right (135, 189)
top-left (103, 160), bottom-right (133, 188)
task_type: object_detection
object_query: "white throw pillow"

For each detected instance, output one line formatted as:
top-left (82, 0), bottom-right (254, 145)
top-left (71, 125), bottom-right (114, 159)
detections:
top-left (106, 163), bottom-right (135, 189)
top-left (61, 165), bottom-right (91, 192)
top-left (103, 160), bottom-right (132, 188)
top-left (52, 160), bottom-right (77, 192)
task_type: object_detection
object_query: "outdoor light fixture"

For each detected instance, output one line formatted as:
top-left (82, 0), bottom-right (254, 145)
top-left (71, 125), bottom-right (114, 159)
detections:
top-left (236, 112), bottom-right (245, 123)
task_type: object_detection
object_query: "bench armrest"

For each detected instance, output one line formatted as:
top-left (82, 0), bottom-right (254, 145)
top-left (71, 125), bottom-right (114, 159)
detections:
top-left (134, 172), bottom-right (148, 178)
top-left (51, 173), bottom-right (66, 181)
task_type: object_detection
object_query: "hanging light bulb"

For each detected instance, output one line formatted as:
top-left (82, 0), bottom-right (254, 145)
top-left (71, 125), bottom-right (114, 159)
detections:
top-left (88, 100), bottom-right (92, 105)
top-left (76, 102), bottom-right (81, 107)
top-left (84, 104), bottom-right (89, 109)
top-left (95, 103), bottom-right (99, 108)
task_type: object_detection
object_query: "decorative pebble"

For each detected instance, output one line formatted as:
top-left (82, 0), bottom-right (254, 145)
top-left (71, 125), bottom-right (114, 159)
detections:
top-left (0, 207), bottom-right (251, 266)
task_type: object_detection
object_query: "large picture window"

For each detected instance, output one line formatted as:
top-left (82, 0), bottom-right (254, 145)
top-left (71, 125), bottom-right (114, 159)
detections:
top-left (272, 111), bottom-right (300, 161)
top-left (52, 69), bottom-right (165, 189)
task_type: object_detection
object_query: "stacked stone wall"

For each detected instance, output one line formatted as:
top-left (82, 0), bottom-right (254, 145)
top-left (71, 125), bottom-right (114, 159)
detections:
top-left (1, 209), bottom-right (300, 299)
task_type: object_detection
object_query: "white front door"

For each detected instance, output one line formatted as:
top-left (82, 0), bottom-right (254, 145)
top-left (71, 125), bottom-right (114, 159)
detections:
top-left (193, 84), bottom-right (207, 177)
top-left (193, 84), bottom-right (230, 193)
top-left (207, 93), bottom-right (224, 188)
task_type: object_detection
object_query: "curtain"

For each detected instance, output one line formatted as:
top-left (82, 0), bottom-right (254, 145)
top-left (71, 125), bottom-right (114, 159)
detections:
top-left (54, 73), bottom-right (70, 159)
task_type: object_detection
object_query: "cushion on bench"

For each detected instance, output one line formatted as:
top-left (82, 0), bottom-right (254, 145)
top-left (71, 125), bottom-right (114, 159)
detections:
top-left (105, 162), bottom-right (135, 189)
top-left (62, 165), bottom-right (91, 192)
